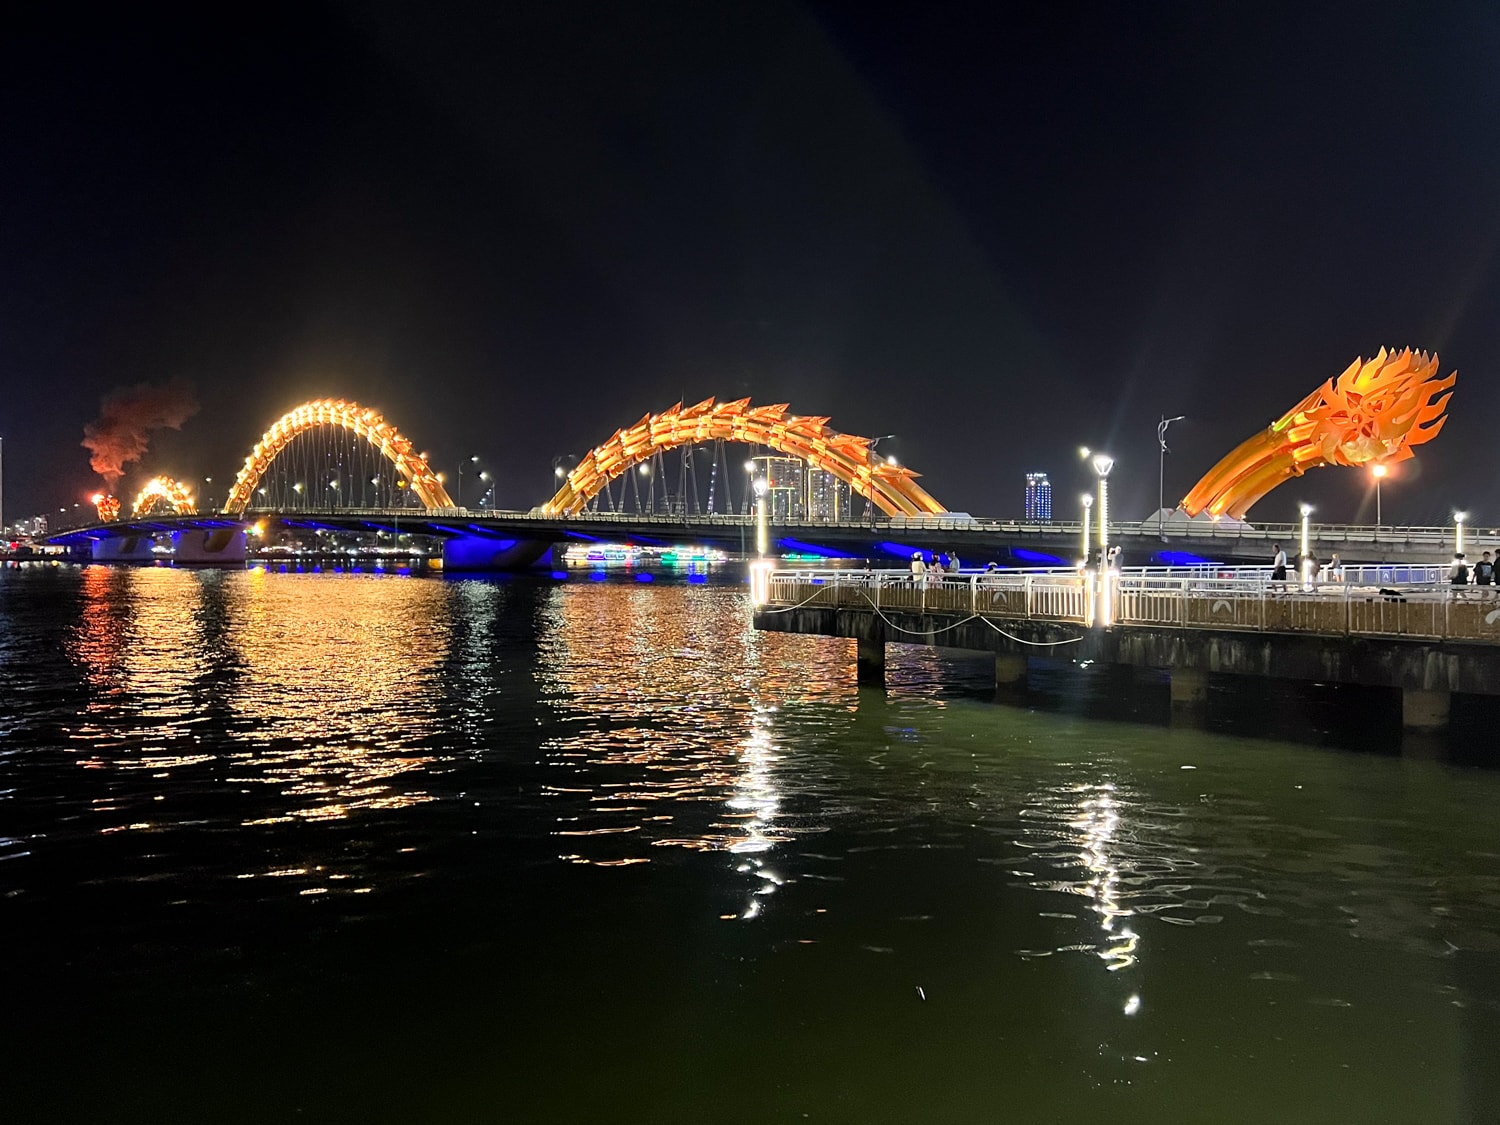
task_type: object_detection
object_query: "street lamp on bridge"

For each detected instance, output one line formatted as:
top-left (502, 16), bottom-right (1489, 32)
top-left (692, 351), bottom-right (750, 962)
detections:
top-left (1371, 463), bottom-right (1388, 526)
top-left (1080, 493), bottom-right (1093, 566)
top-left (1455, 511), bottom-right (1467, 557)
top-left (865, 435), bottom-right (895, 527)
top-left (1157, 415), bottom-right (1185, 542)
top-left (1299, 503), bottom-right (1314, 589)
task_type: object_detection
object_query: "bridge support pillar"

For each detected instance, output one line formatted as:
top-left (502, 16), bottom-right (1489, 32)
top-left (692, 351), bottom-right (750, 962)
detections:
top-left (1169, 667), bottom-right (1209, 725)
top-left (856, 638), bottom-right (885, 688)
top-left (91, 535), bottom-right (155, 562)
top-left (990, 651), bottom-right (1026, 687)
top-left (1402, 688), bottom-right (1451, 733)
top-left (172, 528), bottom-right (247, 565)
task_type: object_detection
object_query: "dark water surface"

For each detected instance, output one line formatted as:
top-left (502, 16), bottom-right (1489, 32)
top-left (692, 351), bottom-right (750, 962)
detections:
top-left (2, 566), bottom-right (1498, 1123)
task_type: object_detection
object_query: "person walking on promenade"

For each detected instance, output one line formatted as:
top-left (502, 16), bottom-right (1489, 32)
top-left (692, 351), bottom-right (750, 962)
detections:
top-left (1450, 552), bottom-right (1470, 586)
top-left (1475, 551), bottom-right (1495, 587)
top-left (1270, 543), bottom-right (1288, 585)
top-left (910, 552), bottom-right (926, 586)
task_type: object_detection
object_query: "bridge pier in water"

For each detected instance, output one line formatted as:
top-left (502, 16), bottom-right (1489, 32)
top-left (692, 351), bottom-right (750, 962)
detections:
top-left (1402, 688), bottom-right (1451, 733)
top-left (1169, 667), bottom-right (1209, 725)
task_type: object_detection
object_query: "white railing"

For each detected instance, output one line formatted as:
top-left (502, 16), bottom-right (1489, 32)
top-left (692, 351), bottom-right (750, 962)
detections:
top-left (761, 567), bottom-right (1500, 643)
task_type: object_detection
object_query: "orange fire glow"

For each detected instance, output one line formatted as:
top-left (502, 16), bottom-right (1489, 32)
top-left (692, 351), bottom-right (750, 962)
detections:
top-left (94, 494), bottom-right (121, 522)
top-left (131, 476), bottom-right (197, 518)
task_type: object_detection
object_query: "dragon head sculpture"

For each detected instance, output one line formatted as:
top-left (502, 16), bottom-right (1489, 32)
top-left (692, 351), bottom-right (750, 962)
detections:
top-left (1182, 348), bottom-right (1455, 520)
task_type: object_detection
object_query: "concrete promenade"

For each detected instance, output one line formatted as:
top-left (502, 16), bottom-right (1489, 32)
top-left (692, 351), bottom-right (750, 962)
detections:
top-left (752, 567), bottom-right (1500, 733)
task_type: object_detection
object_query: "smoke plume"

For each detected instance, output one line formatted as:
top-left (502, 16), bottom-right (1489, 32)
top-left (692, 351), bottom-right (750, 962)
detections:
top-left (81, 380), bottom-right (200, 487)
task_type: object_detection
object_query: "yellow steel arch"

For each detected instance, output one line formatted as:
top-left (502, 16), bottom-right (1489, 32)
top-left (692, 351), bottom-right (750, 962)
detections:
top-left (132, 475), bottom-right (197, 517)
top-left (544, 398), bottom-right (947, 517)
top-left (223, 399), bottom-right (454, 517)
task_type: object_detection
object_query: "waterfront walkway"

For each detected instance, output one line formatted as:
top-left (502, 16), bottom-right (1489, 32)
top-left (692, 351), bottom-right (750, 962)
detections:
top-left (754, 566), bottom-right (1500, 732)
top-left (761, 565), bottom-right (1500, 644)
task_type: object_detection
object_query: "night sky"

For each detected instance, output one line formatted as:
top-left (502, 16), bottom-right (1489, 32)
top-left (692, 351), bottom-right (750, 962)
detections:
top-left (4, 1), bottom-right (1498, 526)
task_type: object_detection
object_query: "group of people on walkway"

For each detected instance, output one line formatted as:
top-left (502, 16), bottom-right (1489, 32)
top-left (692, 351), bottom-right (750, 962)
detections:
top-left (1449, 551), bottom-right (1495, 586)
top-left (908, 551), bottom-right (963, 584)
top-left (1268, 542), bottom-right (1497, 588)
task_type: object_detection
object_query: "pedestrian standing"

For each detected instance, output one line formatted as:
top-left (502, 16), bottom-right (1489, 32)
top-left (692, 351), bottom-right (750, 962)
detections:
top-left (1271, 543), bottom-right (1288, 584)
top-left (1450, 553), bottom-right (1470, 585)
top-left (1474, 551), bottom-right (1495, 587)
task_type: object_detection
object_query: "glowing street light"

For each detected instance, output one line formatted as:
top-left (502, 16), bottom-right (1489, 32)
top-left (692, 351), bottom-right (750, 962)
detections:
top-left (1080, 493), bottom-right (1093, 566)
top-left (1299, 503), bottom-right (1314, 588)
top-left (1091, 453), bottom-right (1114, 558)
top-left (1455, 511), bottom-right (1467, 556)
top-left (1091, 454), bottom-right (1115, 626)
top-left (752, 475), bottom-right (769, 557)
top-left (1371, 463), bottom-right (1388, 526)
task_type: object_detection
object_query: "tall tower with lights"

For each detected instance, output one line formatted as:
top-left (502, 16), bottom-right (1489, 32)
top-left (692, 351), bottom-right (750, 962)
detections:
top-left (1024, 472), bottom-right (1052, 522)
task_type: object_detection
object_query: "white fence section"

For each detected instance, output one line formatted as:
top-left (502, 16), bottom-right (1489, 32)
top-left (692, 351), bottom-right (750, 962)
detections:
top-left (761, 566), bottom-right (1500, 644)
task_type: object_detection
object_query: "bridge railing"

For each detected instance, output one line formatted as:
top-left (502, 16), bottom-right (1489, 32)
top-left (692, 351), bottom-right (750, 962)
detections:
top-left (763, 567), bottom-right (1500, 643)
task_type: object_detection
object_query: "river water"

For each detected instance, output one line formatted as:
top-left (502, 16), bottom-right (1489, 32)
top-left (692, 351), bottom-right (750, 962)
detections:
top-left (2, 565), bottom-right (1498, 1123)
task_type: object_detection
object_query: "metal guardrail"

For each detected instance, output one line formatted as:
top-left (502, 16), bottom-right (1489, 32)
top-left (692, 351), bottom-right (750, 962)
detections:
top-left (763, 567), bottom-right (1500, 644)
top-left (48, 504), bottom-right (1500, 552)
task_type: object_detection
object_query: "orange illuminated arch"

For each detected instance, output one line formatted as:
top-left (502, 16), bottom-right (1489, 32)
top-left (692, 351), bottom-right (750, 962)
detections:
top-left (545, 398), bottom-right (948, 517)
top-left (223, 399), bottom-right (454, 517)
top-left (132, 476), bottom-right (196, 517)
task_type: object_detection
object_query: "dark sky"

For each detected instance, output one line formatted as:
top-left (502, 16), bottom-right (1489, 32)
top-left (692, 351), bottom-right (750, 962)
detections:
top-left (4, 1), bottom-right (1498, 525)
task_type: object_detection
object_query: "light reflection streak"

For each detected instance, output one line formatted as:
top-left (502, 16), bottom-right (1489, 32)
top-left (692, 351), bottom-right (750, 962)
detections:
top-left (67, 569), bottom-right (450, 835)
top-left (535, 584), bottom-right (853, 916)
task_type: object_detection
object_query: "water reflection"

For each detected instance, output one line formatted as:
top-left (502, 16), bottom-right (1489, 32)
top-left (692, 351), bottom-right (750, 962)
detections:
top-left (65, 568), bottom-right (450, 830)
top-left (535, 584), bottom-right (852, 886)
top-left (222, 571), bottom-right (448, 822)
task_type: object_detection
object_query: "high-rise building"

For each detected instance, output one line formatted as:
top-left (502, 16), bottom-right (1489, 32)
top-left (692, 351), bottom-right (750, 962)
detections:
top-left (1025, 472), bottom-right (1052, 522)
top-left (805, 467), bottom-right (852, 522)
top-left (750, 455), bottom-right (806, 522)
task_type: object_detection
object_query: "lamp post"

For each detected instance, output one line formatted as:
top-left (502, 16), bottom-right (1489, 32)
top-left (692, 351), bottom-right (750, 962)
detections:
top-left (550, 455), bottom-right (576, 509)
top-left (1091, 454), bottom-right (1113, 560)
top-left (866, 435), bottom-right (895, 527)
top-left (1157, 415), bottom-right (1185, 541)
top-left (1091, 454), bottom-right (1114, 626)
top-left (1080, 493), bottom-right (1093, 566)
top-left (457, 455), bottom-right (479, 509)
top-left (1371, 463), bottom-right (1387, 526)
top-left (477, 471), bottom-right (492, 510)
top-left (753, 475), bottom-right (769, 557)
top-left (1455, 511), bottom-right (1467, 557)
top-left (1299, 503), bottom-right (1313, 589)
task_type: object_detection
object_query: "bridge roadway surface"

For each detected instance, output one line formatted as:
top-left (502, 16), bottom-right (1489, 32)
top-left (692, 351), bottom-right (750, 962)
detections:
top-left (752, 567), bottom-right (1500, 733)
top-left (47, 508), bottom-right (1498, 568)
